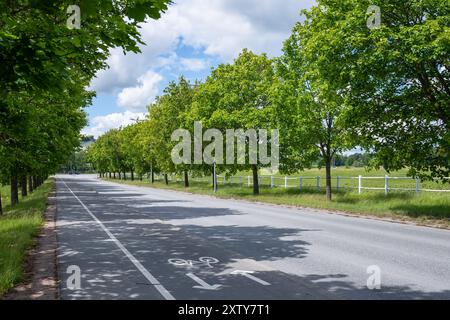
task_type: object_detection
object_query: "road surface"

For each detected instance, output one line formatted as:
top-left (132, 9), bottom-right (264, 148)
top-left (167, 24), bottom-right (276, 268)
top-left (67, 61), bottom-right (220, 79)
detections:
top-left (55, 174), bottom-right (450, 300)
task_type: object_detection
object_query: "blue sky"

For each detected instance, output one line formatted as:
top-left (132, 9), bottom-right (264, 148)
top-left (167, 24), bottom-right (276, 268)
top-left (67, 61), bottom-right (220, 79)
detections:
top-left (83, 0), bottom-right (315, 138)
top-left (86, 43), bottom-right (218, 118)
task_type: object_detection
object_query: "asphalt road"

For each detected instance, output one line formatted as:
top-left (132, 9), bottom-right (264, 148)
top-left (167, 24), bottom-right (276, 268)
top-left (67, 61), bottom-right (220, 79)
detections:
top-left (55, 174), bottom-right (450, 300)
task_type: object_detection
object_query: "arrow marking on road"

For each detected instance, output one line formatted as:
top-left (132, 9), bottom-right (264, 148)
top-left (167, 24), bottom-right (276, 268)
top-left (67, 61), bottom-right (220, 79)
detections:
top-left (186, 273), bottom-right (222, 290)
top-left (231, 270), bottom-right (271, 286)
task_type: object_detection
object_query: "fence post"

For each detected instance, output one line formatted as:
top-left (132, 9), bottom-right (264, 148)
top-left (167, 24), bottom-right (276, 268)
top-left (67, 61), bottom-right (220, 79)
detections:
top-left (285, 176), bottom-right (288, 189)
top-left (385, 175), bottom-right (389, 195)
top-left (271, 176), bottom-right (274, 188)
top-left (299, 177), bottom-right (303, 192)
top-left (337, 176), bottom-right (340, 193)
top-left (317, 176), bottom-right (320, 191)
top-left (358, 175), bottom-right (362, 194)
top-left (416, 177), bottom-right (421, 194)
top-left (248, 176), bottom-right (251, 187)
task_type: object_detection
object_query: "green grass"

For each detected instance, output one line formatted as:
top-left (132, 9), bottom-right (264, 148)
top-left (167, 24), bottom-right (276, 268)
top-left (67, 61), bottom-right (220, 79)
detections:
top-left (0, 179), bottom-right (54, 297)
top-left (105, 168), bottom-right (450, 228)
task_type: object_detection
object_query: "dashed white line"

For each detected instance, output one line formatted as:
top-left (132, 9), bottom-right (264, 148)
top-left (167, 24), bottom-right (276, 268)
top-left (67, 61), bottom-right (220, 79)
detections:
top-left (60, 179), bottom-right (175, 300)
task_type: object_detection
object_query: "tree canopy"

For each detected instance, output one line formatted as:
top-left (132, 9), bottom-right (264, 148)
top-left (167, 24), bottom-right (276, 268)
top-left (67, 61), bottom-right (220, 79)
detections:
top-left (0, 0), bottom-right (171, 209)
top-left (293, 0), bottom-right (449, 181)
top-left (87, 1), bottom-right (449, 202)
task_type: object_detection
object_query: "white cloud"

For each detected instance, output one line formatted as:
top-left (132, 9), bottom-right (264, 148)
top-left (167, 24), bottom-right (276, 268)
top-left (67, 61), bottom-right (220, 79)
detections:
top-left (117, 70), bottom-right (163, 111)
top-left (86, 0), bottom-right (316, 136)
top-left (90, 0), bottom-right (314, 95)
top-left (180, 58), bottom-right (207, 71)
top-left (82, 111), bottom-right (147, 138)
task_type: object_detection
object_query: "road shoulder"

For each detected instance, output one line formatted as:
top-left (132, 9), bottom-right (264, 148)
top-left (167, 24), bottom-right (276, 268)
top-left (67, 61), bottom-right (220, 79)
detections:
top-left (4, 188), bottom-right (58, 300)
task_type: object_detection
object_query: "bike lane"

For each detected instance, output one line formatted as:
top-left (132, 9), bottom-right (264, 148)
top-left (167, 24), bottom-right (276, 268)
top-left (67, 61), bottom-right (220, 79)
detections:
top-left (57, 176), bottom-right (331, 300)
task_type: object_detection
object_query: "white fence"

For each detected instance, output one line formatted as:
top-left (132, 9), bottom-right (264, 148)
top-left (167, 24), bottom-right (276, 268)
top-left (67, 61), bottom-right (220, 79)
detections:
top-left (161, 174), bottom-right (450, 194)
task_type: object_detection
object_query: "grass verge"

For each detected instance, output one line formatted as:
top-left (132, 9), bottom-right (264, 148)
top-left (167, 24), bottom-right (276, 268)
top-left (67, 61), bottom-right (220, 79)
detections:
top-left (102, 177), bottom-right (450, 229)
top-left (0, 179), bottom-right (54, 297)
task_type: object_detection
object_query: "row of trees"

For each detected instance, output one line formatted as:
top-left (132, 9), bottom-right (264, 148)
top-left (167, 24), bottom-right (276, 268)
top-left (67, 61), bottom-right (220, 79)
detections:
top-left (88, 0), bottom-right (449, 201)
top-left (0, 0), bottom-right (171, 212)
top-left (333, 154), bottom-right (374, 168)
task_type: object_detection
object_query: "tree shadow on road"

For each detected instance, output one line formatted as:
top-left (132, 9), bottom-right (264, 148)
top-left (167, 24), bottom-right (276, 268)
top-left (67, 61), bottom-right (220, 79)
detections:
top-left (56, 177), bottom-right (450, 300)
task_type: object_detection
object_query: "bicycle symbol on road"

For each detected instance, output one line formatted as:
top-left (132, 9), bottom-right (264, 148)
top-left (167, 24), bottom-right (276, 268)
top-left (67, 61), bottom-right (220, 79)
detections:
top-left (168, 257), bottom-right (219, 269)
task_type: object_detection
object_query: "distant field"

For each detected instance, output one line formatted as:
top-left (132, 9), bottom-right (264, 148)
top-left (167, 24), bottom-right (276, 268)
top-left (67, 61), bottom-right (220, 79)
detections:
top-left (0, 180), bottom-right (53, 296)
top-left (104, 167), bottom-right (450, 229)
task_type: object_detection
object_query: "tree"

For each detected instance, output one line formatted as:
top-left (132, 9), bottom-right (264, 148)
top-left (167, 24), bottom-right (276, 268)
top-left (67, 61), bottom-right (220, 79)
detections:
top-left (190, 49), bottom-right (277, 195)
top-left (147, 77), bottom-right (196, 186)
top-left (293, 0), bottom-right (449, 182)
top-left (0, 0), bottom-right (171, 95)
top-left (0, 71), bottom-right (89, 205)
top-left (275, 16), bottom-right (353, 201)
top-left (121, 122), bottom-right (151, 181)
top-left (0, 1), bottom-right (171, 207)
top-left (134, 119), bottom-right (160, 183)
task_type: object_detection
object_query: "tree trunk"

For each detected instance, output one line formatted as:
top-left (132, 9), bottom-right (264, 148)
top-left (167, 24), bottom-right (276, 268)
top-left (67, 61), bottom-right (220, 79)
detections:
top-left (325, 156), bottom-right (332, 202)
top-left (131, 170), bottom-right (134, 181)
top-left (251, 164), bottom-right (259, 195)
top-left (28, 176), bottom-right (33, 194)
top-left (151, 170), bottom-right (155, 184)
top-left (109, 172), bottom-right (111, 178)
top-left (123, 172), bottom-right (127, 180)
top-left (184, 171), bottom-right (189, 188)
top-left (118, 172), bottom-right (121, 180)
top-left (11, 175), bottom-right (19, 206)
top-left (164, 174), bottom-right (169, 185)
top-left (113, 172), bottom-right (116, 179)
top-left (21, 175), bottom-right (27, 197)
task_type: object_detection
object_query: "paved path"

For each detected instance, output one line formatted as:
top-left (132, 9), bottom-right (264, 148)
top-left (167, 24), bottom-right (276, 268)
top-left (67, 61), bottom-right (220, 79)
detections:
top-left (55, 174), bottom-right (450, 300)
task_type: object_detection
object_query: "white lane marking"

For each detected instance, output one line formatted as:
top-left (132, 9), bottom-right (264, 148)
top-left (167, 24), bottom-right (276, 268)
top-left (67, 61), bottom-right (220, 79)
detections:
top-left (186, 273), bottom-right (222, 290)
top-left (231, 270), bottom-right (271, 286)
top-left (60, 179), bottom-right (175, 300)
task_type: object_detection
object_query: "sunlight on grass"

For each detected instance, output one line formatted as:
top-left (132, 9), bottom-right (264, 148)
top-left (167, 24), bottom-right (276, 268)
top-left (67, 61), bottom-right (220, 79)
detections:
top-left (0, 179), bottom-right (54, 296)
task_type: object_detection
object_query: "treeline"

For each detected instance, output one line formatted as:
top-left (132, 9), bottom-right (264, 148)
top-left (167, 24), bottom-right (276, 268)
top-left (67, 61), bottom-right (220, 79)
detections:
top-left (0, 1), bottom-right (171, 213)
top-left (333, 154), bottom-right (374, 168)
top-left (89, 0), bottom-right (449, 201)
top-left (60, 136), bottom-right (96, 173)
